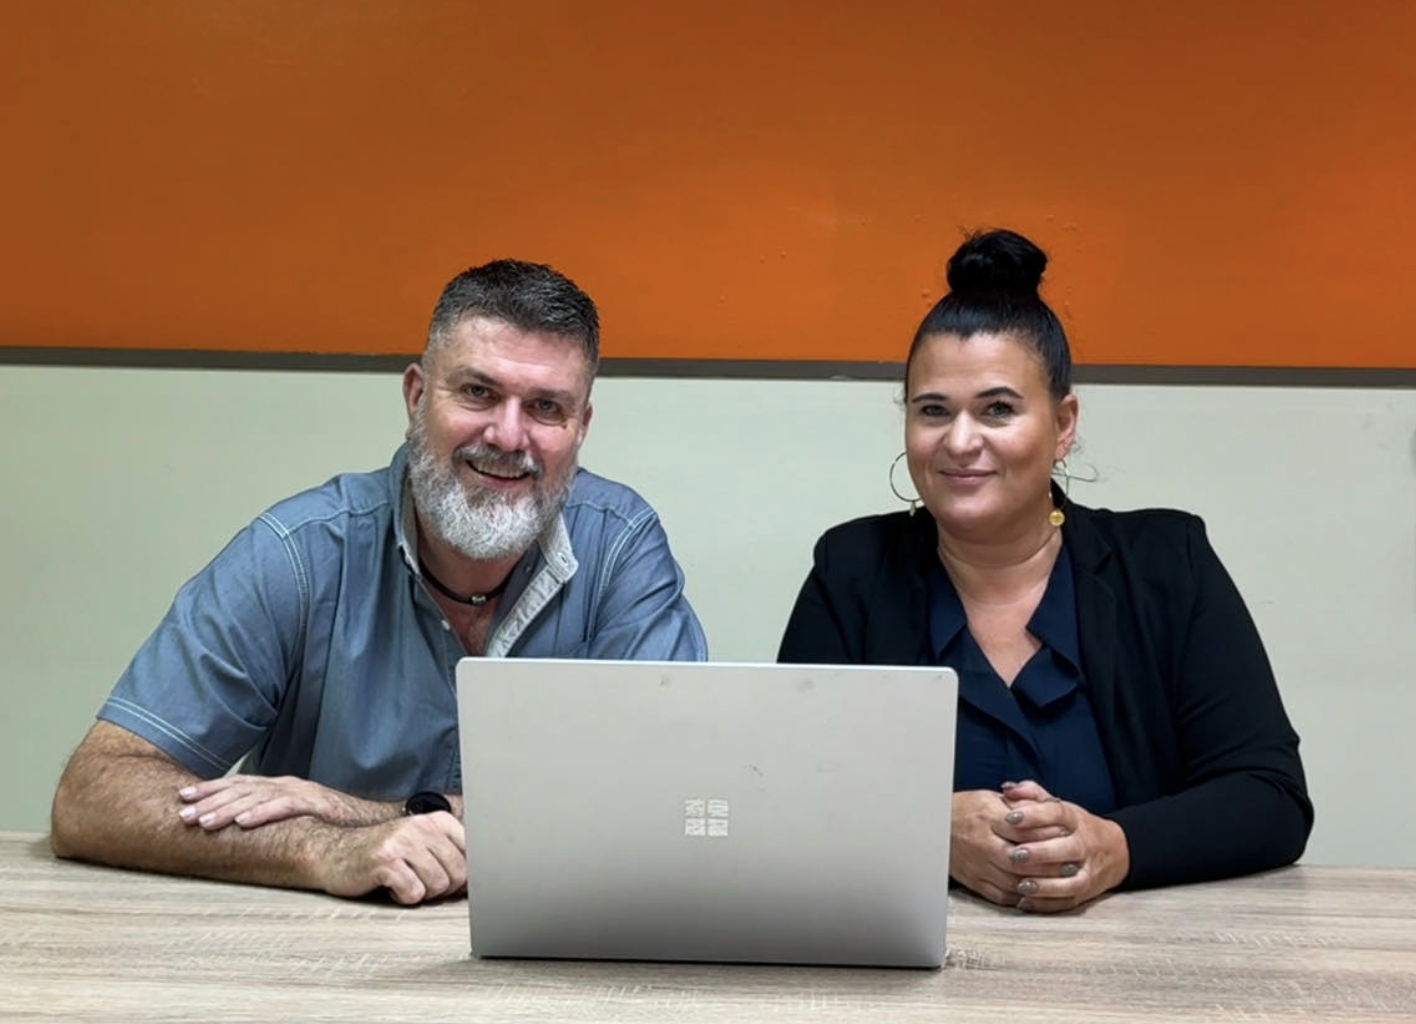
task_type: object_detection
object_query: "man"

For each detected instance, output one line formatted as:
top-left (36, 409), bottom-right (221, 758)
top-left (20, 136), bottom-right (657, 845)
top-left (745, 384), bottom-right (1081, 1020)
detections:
top-left (50, 259), bottom-right (707, 904)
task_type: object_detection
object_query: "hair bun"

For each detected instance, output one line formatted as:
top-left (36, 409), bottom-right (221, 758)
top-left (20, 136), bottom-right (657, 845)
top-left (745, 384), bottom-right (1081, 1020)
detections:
top-left (946, 229), bottom-right (1047, 298)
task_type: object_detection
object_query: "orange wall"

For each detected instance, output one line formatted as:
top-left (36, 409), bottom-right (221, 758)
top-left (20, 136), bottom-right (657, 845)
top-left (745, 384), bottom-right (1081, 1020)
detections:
top-left (3, 1), bottom-right (1414, 367)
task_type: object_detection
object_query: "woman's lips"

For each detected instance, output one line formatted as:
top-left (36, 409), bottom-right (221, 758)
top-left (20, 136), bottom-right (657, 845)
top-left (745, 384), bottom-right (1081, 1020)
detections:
top-left (939, 470), bottom-right (993, 487)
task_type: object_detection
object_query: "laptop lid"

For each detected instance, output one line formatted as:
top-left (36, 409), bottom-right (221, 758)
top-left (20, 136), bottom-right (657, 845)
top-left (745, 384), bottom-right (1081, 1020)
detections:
top-left (457, 658), bottom-right (957, 967)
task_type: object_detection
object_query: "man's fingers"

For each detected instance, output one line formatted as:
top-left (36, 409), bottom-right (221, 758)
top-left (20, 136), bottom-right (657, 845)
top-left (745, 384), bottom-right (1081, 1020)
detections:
top-left (177, 776), bottom-right (334, 830)
top-left (366, 816), bottom-right (469, 904)
top-left (178, 791), bottom-right (250, 829)
top-left (431, 810), bottom-right (467, 851)
top-left (177, 783), bottom-right (249, 821)
top-left (411, 814), bottom-right (468, 897)
top-left (177, 776), bottom-right (243, 802)
top-left (376, 862), bottom-right (429, 905)
top-left (180, 791), bottom-right (298, 830)
top-left (231, 796), bottom-right (304, 828)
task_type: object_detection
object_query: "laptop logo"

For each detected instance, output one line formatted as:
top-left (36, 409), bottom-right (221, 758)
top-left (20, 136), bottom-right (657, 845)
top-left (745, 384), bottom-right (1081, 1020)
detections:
top-left (684, 798), bottom-right (730, 837)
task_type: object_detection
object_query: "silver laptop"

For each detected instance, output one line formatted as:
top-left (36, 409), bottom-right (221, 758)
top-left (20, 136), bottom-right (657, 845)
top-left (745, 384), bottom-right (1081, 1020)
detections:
top-left (456, 658), bottom-right (957, 968)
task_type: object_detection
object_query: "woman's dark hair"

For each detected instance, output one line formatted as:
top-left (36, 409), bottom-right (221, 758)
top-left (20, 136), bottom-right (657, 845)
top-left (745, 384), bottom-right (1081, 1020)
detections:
top-left (907, 229), bottom-right (1072, 399)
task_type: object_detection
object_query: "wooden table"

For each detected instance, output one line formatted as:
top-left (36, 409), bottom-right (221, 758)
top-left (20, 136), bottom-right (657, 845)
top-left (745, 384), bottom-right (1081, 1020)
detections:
top-left (1, 832), bottom-right (1412, 1022)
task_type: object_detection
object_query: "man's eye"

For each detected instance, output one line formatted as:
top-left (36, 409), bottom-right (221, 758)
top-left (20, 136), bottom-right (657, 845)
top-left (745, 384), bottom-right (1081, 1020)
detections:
top-left (462, 385), bottom-right (492, 401)
top-left (531, 400), bottom-right (566, 421)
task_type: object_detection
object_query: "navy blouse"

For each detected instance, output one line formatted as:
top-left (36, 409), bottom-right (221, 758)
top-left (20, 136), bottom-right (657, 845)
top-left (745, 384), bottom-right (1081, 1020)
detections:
top-left (929, 546), bottom-right (1118, 814)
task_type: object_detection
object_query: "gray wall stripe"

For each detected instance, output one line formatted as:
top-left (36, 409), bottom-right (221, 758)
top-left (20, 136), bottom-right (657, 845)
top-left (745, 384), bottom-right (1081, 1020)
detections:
top-left (2, 347), bottom-right (1414, 388)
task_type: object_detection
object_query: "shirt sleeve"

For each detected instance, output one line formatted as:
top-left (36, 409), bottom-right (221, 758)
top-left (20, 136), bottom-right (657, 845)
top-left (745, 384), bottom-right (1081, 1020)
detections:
top-left (1106, 517), bottom-right (1313, 889)
top-left (584, 509), bottom-right (708, 661)
top-left (98, 516), bottom-right (307, 777)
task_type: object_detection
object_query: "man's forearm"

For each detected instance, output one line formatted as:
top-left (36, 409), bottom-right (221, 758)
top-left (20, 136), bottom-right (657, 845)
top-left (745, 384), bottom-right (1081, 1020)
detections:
top-left (53, 737), bottom-right (340, 890)
top-left (52, 722), bottom-right (468, 903)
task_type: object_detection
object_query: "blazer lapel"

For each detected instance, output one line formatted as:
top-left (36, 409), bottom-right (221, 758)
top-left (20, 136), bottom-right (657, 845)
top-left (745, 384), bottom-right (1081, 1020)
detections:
top-left (1066, 509), bottom-right (1146, 804)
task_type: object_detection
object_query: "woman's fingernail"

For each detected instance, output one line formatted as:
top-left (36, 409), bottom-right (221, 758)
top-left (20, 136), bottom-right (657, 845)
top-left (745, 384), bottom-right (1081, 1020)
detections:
top-left (1009, 847), bottom-right (1030, 864)
top-left (1017, 899), bottom-right (1035, 912)
top-left (178, 786), bottom-right (196, 799)
top-left (235, 812), bottom-right (250, 826)
top-left (1017, 880), bottom-right (1040, 896)
top-left (1005, 811), bottom-right (1024, 825)
top-left (1002, 780), bottom-right (1020, 789)
top-left (178, 806), bottom-right (196, 822)
top-left (1060, 862), bottom-right (1080, 878)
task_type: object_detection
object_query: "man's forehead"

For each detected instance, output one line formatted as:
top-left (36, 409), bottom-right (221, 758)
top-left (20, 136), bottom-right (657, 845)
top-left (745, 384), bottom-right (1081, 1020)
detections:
top-left (434, 316), bottom-right (594, 395)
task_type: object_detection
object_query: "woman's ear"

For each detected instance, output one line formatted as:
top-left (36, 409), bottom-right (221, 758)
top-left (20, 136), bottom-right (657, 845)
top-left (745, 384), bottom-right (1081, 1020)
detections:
top-left (1054, 393), bottom-right (1080, 460)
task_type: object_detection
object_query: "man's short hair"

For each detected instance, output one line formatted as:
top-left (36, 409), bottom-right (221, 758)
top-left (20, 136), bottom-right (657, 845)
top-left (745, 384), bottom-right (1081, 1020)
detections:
top-left (426, 259), bottom-right (600, 372)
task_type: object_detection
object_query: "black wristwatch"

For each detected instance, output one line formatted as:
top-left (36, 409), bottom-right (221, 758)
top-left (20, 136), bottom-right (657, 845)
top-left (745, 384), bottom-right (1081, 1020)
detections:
top-left (403, 791), bottom-right (453, 816)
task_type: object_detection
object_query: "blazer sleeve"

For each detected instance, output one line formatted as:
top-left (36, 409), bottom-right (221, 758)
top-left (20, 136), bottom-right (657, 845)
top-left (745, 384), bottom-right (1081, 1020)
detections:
top-left (1108, 517), bottom-right (1314, 889)
top-left (778, 533), bottom-right (856, 664)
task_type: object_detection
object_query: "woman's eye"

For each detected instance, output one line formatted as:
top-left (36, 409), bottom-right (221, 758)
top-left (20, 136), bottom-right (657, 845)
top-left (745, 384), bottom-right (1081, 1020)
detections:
top-left (918, 404), bottom-right (949, 419)
top-left (986, 401), bottom-right (1015, 419)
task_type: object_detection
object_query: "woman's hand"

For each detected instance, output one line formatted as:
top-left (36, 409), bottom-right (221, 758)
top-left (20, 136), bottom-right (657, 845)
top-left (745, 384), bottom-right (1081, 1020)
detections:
top-left (950, 789), bottom-right (1030, 907)
top-left (993, 779), bottom-right (1131, 912)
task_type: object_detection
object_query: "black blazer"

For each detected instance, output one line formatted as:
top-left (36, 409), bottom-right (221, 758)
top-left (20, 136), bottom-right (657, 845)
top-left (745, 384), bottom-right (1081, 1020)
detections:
top-left (778, 500), bottom-right (1313, 890)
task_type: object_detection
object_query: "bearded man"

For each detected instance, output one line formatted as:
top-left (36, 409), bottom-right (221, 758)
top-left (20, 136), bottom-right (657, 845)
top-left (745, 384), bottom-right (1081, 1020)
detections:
top-left (50, 260), bottom-right (706, 904)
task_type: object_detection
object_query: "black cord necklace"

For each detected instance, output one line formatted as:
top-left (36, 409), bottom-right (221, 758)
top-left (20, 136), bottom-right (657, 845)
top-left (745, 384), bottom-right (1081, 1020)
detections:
top-left (418, 557), bottom-right (510, 607)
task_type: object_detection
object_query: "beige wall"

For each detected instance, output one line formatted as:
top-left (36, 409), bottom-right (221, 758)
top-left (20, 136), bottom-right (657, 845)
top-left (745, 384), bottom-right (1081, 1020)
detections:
top-left (3, 365), bottom-right (1413, 867)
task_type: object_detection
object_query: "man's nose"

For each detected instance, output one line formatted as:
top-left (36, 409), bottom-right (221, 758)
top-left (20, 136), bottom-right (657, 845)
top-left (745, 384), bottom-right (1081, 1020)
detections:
top-left (482, 400), bottom-right (530, 452)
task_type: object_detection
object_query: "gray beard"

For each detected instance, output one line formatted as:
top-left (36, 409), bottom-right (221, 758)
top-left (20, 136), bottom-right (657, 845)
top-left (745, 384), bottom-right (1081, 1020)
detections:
top-left (406, 421), bottom-right (574, 563)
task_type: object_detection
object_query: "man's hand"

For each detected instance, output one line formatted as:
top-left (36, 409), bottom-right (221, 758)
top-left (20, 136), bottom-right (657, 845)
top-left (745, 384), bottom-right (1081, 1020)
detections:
top-left (312, 813), bottom-right (467, 905)
top-left (177, 775), bottom-right (398, 831)
top-left (991, 779), bottom-right (1131, 913)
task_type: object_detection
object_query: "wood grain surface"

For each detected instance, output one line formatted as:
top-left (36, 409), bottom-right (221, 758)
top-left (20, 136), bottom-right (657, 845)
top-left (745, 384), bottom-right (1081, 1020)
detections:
top-left (1, 832), bottom-right (1412, 1023)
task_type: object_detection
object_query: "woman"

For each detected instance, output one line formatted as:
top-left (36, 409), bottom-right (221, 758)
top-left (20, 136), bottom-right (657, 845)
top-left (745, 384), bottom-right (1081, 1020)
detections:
top-left (778, 229), bottom-right (1312, 912)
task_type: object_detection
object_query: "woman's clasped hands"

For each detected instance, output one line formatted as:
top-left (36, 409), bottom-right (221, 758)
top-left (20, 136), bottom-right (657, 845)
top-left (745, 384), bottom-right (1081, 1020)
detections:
top-left (951, 780), bottom-right (1131, 913)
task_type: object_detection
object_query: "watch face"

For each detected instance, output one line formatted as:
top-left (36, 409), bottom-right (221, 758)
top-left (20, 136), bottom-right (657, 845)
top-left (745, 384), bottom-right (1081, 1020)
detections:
top-left (405, 791), bottom-right (452, 816)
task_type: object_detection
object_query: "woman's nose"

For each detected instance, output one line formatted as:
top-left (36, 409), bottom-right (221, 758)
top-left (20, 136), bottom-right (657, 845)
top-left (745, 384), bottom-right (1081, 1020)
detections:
top-left (942, 414), bottom-right (981, 455)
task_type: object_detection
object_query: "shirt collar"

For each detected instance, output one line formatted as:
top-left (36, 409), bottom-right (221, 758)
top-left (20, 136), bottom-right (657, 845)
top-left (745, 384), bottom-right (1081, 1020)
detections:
top-left (1026, 546), bottom-right (1081, 671)
top-left (927, 561), bottom-right (968, 660)
top-left (535, 504), bottom-right (578, 582)
top-left (927, 543), bottom-right (1081, 671)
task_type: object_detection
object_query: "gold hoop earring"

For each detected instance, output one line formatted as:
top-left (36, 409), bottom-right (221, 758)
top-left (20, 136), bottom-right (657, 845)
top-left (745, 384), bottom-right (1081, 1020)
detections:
top-left (889, 452), bottom-right (921, 516)
top-left (1048, 457), bottom-right (1072, 528)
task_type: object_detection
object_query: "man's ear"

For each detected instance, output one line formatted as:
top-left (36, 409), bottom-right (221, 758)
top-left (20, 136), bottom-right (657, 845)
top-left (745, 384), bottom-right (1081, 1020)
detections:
top-left (576, 402), bottom-right (594, 447)
top-left (402, 362), bottom-right (426, 437)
